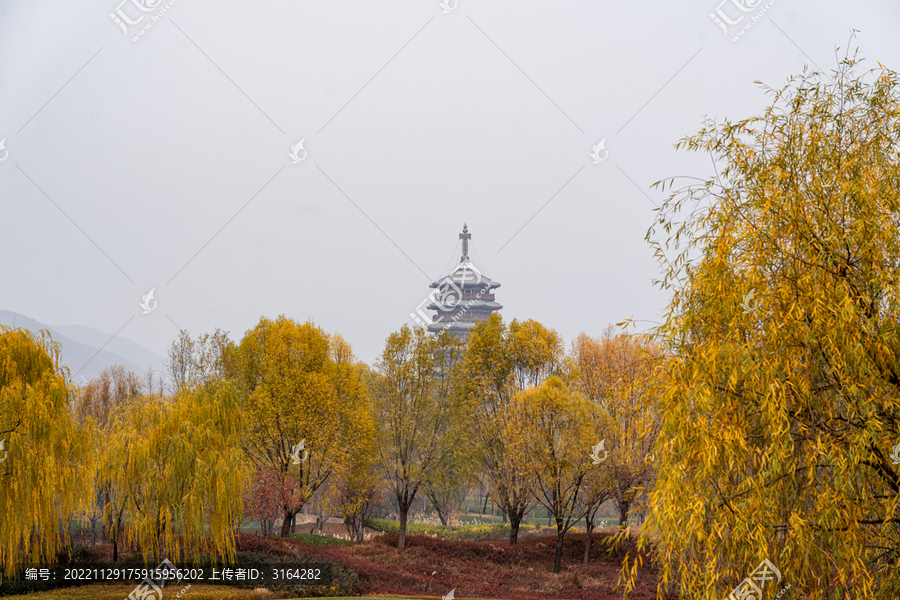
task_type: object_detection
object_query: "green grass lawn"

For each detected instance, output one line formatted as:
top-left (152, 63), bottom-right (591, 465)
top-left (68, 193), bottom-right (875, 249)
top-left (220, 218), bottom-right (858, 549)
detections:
top-left (288, 532), bottom-right (353, 546)
top-left (365, 517), bottom-right (621, 540)
top-left (455, 514), bottom-right (621, 528)
top-left (364, 518), bottom-right (552, 540)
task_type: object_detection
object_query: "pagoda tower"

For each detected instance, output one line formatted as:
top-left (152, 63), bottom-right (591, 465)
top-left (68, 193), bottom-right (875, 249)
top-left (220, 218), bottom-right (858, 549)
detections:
top-left (424, 224), bottom-right (502, 337)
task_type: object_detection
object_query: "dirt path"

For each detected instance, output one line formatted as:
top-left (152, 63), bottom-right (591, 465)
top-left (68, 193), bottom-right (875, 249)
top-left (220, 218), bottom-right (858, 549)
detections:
top-left (292, 514), bottom-right (381, 539)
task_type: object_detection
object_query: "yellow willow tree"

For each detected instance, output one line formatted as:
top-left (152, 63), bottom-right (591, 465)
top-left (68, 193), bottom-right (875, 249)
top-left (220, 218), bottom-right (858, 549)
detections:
top-left (624, 52), bottom-right (900, 599)
top-left (463, 313), bottom-right (565, 544)
top-left (103, 383), bottom-right (246, 565)
top-left (0, 327), bottom-right (94, 573)
top-left (570, 328), bottom-right (664, 531)
top-left (372, 324), bottom-right (465, 549)
top-left (507, 376), bottom-right (595, 573)
top-left (236, 316), bottom-right (370, 537)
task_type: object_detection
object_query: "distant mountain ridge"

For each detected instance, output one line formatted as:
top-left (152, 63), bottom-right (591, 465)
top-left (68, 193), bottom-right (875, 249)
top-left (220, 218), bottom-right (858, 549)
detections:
top-left (0, 310), bottom-right (165, 383)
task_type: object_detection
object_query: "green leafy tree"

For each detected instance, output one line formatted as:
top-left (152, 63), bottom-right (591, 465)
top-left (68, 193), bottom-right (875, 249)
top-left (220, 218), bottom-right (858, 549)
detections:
top-left (627, 52), bottom-right (900, 599)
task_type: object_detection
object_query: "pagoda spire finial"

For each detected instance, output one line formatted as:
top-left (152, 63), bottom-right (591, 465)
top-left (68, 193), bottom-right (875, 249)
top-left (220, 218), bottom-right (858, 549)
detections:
top-left (459, 223), bottom-right (471, 263)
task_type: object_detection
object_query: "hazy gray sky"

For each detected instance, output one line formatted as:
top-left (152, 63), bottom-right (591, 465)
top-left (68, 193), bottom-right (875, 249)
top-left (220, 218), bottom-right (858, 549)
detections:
top-left (2, 0), bottom-right (898, 366)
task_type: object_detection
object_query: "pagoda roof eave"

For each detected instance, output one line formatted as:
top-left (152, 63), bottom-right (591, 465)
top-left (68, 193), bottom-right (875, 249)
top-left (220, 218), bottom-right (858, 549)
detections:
top-left (427, 301), bottom-right (503, 311)
top-left (429, 261), bottom-right (501, 289)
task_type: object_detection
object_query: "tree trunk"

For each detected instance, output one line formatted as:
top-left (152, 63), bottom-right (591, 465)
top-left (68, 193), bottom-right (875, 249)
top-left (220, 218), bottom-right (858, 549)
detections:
top-left (505, 504), bottom-right (525, 544)
top-left (111, 512), bottom-right (123, 562)
top-left (352, 512), bottom-right (365, 542)
top-left (290, 514), bottom-right (296, 534)
top-left (554, 526), bottom-right (565, 574)
top-left (618, 500), bottom-right (630, 531)
top-left (427, 490), bottom-right (450, 527)
top-left (508, 516), bottom-right (520, 544)
top-left (102, 489), bottom-right (111, 539)
top-left (398, 501), bottom-right (410, 548)
top-left (583, 516), bottom-right (594, 565)
top-left (280, 509), bottom-right (298, 537)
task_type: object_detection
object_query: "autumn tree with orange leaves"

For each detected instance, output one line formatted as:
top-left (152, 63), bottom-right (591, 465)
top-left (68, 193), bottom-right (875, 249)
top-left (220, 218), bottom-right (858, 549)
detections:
top-left (570, 327), bottom-right (664, 531)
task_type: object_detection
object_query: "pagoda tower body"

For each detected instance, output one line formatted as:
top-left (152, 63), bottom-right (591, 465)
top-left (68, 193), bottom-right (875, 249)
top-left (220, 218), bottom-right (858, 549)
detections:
top-left (425, 224), bottom-right (502, 337)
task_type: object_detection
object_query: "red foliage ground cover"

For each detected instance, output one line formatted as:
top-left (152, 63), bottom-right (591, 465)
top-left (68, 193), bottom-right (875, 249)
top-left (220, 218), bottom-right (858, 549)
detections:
top-left (235, 531), bottom-right (674, 600)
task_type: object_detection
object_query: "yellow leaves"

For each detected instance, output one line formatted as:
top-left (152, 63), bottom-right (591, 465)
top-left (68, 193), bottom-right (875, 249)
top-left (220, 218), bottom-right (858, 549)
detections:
top-left (236, 316), bottom-right (372, 534)
top-left (103, 384), bottom-right (248, 564)
top-left (0, 327), bottom-right (94, 572)
top-left (374, 324), bottom-right (462, 482)
top-left (509, 377), bottom-right (593, 483)
top-left (643, 55), bottom-right (900, 598)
